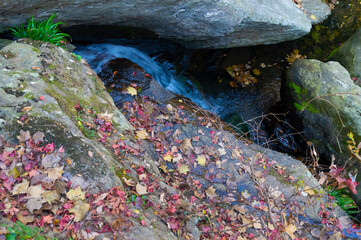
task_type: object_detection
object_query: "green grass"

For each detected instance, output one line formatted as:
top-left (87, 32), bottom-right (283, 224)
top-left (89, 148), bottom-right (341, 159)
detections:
top-left (3, 221), bottom-right (52, 240)
top-left (326, 186), bottom-right (360, 216)
top-left (9, 14), bottom-right (71, 46)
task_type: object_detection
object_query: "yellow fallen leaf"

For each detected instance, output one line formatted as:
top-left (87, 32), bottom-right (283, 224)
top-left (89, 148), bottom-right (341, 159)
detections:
top-left (178, 164), bottom-right (190, 175)
top-left (310, 14), bottom-right (317, 21)
top-left (196, 154), bottom-right (207, 166)
top-left (241, 190), bottom-right (251, 199)
top-left (285, 224), bottom-right (297, 239)
top-left (136, 130), bottom-right (149, 140)
top-left (163, 153), bottom-right (173, 162)
top-left (252, 68), bottom-right (261, 76)
top-left (126, 86), bottom-right (137, 96)
top-left (68, 200), bottom-right (90, 222)
top-left (66, 186), bottom-right (86, 201)
top-left (42, 190), bottom-right (60, 204)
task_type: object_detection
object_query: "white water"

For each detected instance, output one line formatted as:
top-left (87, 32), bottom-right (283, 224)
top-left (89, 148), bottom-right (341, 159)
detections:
top-left (74, 43), bottom-right (215, 112)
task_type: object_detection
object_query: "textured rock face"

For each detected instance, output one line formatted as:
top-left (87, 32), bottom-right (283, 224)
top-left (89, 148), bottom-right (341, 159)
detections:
top-left (331, 27), bottom-right (361, 82)
top-left (284, 59), bottom-right (361, 204)
top-left (0, 0), bottom-right (330, 49)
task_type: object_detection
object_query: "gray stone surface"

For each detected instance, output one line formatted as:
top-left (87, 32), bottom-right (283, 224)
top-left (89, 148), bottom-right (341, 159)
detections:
top-left (0, 0), bottom-right (330, 49)
top-left (284, 59), bottom-right (361, 205)
top-left (331, 27), bottom-right (361, 82)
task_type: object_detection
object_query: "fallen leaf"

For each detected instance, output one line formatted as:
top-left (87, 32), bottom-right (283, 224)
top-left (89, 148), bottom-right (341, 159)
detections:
top-left (32, 66), bottom-right (41, 70)
top-left (163, 153), bottom-right (173, 162)
top-left (253, 221), bottom-right (262, 229)
top-left (21, 106), bottom-right (33, 112)
top-left (17, 130), bottom-right (31, 142)
top-left (310, 14), bottom-right (317, 20)
top-left (123, 177), bottom-right (136, 186)
top-left (16, 213), bottom-right (35, 225)
top-left (68, 200), bottom-right (90, 222)
top-left (39, 96), bottom-right (45, 101)
top-left (241, 190), bottom-right (251, 199)
top-left (12, 179), bottom-right (29, 195)
top-left (181, 138), bottom-right (193, 152)
top-left (46, 166), bottom-right (64, 180)
top-left (126, 86), bottom-right (137, 96)
top-left (136, 130), bottom-right (149, 140)
top-left (196, 155), bottom-right (207, 166)
top-left (178, 164), bottom-right (190, 175)
top-left (26, 197), bottom-right (44, 213)
top-left (33, 131), bottom-right (45, 144)
top-left (28, 185), bottom-right (45, 197)
top-left (252, 68), bottom-right (261, 76)
top-left (42, 154), bottom-right (61, 169)
top-left (88, 151), bottom-right (93, 158)
top-left (285, 224), bottom-right (297, 239)
top-left (205, 186), bottom-right (217, 198)
top-left (136, 183), bottom-right (148, 195)
top-left (67, 187), bottom-right (86, 201)
top-left (42, 190), bottom-right (60, 204)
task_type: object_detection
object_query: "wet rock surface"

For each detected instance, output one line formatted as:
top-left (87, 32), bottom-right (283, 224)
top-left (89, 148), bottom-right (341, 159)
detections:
top-left (0, 0), bottom-right (330, 49)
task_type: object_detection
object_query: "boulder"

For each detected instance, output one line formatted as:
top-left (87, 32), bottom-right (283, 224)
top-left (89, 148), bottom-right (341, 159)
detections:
top-left (0, 40), bottom-right (353, 239)
top-left (0, 0), bottom-right (330, 49)
top-left (284, 59), bottom-right (361, 205)
top-left (330, 27), bottom-right (361, 83)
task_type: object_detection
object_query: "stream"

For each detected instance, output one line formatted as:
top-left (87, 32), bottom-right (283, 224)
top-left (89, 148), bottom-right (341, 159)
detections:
top-left (74, 40), bottom-right (295, 152)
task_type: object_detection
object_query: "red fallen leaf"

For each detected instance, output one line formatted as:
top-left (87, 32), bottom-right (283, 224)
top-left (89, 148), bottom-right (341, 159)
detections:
top-left (144, 73), bottom-right (151, 78)
top-left (58, 146), bottom-right (65, 153)
top-left (346, 175), bottom-right (359, 194)
top-left (140, 219), bottom-right (146, 226)
top-left (44, 143), bottom-right (55, 153)
top-left (113, 71), bottom-right (118, 76)
top-left (132, 72), bottom-right (137, 76)
top-left (39, 96), bottom-right (45, 101)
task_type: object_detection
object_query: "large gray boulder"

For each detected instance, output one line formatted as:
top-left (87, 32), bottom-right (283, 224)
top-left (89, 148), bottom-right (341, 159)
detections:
top-left (331, 27), bottom-right (361, 82)
top-left (284, 59), bottom-right (361, 204)
top-left (0, 0), bottom-right (330, 49)
top-left (0, 39), bottom-right (351, 239)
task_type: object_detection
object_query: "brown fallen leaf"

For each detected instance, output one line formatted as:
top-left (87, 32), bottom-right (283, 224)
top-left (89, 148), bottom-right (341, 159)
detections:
top-left (16, 212), bottom-right (35, 225)
top-left (205, 186), bottom-right (217, 198)
top-left (12, 179), bottom-right (29, 195)
top-left (21, 106), bottom-right (33, 112)
top-left (32, 66), bottom-right (41, 70)
top-left (26, 197), bottom-right (44, 213)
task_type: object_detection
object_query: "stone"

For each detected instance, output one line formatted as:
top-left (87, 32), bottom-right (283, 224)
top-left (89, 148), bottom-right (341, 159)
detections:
top-left (0, 39), bottom-right (353, 238)
top-left (330, 27), bottom-right (361, 84)
top-left (0, 0), bottom-right (330, 49)
top-left (283, 59), bottom-right (361, 205)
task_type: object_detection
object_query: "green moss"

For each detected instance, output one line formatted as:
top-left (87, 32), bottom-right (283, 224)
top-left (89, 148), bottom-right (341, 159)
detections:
top-left (24, 92), bottom-right (35, 100)
top-left (48, 64), bottom-right (57, 70)
top-left (294, 102), bottom-right (319, 114)
top-left (288, 81), bottom-right (320, 114)
top-left (40, 103), bottom-right (58, 113)
top-left (31, 47), bottom-right (41, 54)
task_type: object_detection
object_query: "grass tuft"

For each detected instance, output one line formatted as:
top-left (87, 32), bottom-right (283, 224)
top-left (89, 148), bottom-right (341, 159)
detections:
top-left (9, 14), bottom-right (71, 46)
